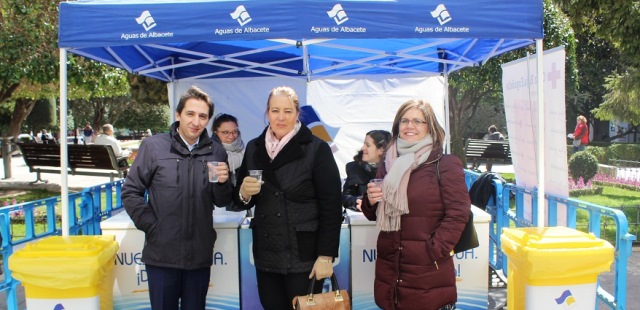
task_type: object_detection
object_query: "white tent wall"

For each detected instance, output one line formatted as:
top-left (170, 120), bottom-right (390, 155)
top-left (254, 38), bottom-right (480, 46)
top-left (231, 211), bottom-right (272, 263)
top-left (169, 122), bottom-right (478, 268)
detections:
top-left (172, 75), bottom-right (444, 179)
top-left (307, 75), bottom-right (445, 178)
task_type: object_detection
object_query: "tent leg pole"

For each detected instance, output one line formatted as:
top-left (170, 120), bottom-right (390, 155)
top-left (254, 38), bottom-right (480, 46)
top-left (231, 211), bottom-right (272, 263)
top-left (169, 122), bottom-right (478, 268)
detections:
top-left (60, 48), bottom-right (70, 237)
top-left (535, 39), bottom-right (545, 227)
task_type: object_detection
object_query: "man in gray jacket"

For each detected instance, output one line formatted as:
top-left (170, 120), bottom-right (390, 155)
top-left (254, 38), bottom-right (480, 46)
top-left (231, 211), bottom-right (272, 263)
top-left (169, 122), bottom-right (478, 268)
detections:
top-left (122, 86), bottom-right (232, 309)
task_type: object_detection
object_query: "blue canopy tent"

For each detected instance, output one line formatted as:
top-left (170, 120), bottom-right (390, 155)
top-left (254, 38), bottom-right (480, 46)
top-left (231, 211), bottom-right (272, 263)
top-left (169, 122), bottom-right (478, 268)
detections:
top-left (57, 0), bottom-right (545, 235)
top-left (59, 0), bottom-right (542, 80)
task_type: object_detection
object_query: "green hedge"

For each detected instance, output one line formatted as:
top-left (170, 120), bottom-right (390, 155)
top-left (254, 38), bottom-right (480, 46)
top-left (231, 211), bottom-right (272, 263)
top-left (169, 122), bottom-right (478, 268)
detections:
top-left (579, 144), bottom-right (640, 164)
top-left (569, 152), bottom-right (599, 182)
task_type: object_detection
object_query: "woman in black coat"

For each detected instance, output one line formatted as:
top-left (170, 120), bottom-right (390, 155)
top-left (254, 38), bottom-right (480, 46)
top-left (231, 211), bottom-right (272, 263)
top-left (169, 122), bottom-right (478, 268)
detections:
top-left (233, 86), bottom-right (343, 310)
top-left (342, 130), bottom-right (391, 212)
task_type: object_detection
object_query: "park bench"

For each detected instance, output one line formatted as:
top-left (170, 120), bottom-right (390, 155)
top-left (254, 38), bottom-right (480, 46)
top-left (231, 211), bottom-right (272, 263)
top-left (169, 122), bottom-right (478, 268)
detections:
top-left (465, 138), bottom-right (512, 172)
top-left (17, 143), bottom-right (128, 184)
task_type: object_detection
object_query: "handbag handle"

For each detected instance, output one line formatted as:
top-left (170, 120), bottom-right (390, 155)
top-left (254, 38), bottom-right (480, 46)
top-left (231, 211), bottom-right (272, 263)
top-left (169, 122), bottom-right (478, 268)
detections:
top-left (305, 274), bottom-right (344, 305)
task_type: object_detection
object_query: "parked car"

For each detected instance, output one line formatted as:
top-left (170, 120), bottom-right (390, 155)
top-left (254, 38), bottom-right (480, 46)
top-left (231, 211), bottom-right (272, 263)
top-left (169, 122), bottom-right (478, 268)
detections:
top-left (67, 135), bottom-right (85, 145)
top-left (17, 133), bottom-right (34, 142)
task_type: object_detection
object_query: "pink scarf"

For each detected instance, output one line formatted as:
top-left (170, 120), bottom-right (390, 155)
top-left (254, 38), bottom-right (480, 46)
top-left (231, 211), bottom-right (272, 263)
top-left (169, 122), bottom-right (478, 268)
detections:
top-left (265, 121), bottom-right (301, 160)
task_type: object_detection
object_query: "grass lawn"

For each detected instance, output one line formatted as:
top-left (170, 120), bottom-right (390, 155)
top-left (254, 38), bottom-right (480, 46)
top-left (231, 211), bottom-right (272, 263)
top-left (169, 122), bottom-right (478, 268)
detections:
top-left (0, 188), bottom-right (59, 204)
top-left (573, 186), bottom-right (640, 207)
top-left (1, 188), bottom-right (117, 240)
top-left (572, 186), bottom-right (640, 243)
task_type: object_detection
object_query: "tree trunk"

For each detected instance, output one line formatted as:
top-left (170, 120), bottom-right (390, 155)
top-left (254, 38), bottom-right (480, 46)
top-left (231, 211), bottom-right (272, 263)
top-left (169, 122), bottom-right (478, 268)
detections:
top-left (448, 88), bottom-right (466, 166)
top-left (0, 83), bottom-right (20, 105)
top-left (92, 99), bottom-right (107, 134)
top-left (7, 98), bottom-right (36, 139)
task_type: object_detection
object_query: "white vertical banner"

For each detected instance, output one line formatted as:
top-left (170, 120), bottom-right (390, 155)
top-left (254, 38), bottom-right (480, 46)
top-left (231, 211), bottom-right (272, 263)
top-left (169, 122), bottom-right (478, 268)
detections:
top-left (502, 47), bottom-right (568, 225)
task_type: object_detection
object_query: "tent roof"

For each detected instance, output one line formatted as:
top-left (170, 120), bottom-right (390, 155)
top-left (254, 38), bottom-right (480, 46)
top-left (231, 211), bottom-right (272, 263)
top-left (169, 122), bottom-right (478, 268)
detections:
top-left (58, 0), bottom-right (543, 81)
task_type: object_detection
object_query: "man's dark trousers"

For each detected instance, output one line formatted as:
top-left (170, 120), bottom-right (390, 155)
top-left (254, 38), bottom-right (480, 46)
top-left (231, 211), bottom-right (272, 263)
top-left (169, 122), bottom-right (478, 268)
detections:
top-left (146, 264), bottom-right (211, 309)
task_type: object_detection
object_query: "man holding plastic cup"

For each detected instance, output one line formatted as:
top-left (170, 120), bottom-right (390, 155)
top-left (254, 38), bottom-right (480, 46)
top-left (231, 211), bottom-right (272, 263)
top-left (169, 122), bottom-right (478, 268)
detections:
top-left (122, 86), bottom-right (232, 310)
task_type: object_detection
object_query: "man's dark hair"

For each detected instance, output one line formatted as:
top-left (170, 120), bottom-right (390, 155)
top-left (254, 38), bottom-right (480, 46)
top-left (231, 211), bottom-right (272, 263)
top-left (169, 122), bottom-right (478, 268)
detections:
top-left (176, 86), bottom-right (214, 119)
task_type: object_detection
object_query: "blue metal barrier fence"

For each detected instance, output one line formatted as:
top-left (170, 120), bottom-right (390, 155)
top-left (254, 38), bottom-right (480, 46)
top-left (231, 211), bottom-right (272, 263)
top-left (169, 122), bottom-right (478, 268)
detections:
top-left (0, 180), bottom-right (125, 310)
top-left (464, 170), bottom-right (635, 310)
top-left (1, 173), bottom-right (635, 310)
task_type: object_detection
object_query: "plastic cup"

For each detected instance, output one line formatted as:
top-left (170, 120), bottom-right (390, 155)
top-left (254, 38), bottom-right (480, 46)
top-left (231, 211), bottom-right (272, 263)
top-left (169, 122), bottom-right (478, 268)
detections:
top-left (249, 170), bottom-right (263, 183)
top-left (207, 161), bottom-right (220, 183)
top-left (370, 178), bottom-right (384, 188)
top-left (370, 178), bottom-right (384, 203)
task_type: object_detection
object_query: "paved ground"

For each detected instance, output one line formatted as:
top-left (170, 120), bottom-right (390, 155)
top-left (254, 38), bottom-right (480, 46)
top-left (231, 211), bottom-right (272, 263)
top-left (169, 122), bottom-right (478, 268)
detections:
top-left (1, 156), bottom-right (638, 309)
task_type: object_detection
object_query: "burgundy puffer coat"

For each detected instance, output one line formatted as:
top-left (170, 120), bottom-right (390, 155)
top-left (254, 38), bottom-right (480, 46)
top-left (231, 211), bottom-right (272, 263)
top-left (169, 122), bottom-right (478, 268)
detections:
top-left (361, 148), bottom-right (470, 310)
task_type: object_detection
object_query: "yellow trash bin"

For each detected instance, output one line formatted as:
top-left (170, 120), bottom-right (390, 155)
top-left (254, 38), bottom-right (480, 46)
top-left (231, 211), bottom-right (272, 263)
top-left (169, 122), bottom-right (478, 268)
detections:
top-left (501, 226), bottom-right (613, 310)
top-left (9, 235), bottom-right (119, 310)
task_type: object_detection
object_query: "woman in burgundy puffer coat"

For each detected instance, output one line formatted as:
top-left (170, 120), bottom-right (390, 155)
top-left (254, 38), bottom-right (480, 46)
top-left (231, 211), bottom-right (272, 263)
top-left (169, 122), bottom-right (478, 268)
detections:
top-left (362, 99), bottom-right (471, 310)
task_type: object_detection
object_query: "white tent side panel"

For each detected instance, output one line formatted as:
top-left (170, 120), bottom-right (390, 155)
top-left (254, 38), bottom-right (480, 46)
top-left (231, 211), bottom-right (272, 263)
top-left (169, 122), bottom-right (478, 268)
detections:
top-left (173, 75), bottom-right (444, 178)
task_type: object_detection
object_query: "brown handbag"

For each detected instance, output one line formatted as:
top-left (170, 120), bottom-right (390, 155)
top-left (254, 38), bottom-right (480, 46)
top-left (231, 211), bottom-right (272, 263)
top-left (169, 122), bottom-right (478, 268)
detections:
top-left (292, 274), bottom-right (351, 310)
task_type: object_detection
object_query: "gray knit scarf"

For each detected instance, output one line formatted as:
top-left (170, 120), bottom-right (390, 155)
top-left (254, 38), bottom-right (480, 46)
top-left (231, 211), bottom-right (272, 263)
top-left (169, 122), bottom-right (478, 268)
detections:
top-left (221, 134), bottom-right (245, 186)
top-left (376, 135), bottom-right (433, 231)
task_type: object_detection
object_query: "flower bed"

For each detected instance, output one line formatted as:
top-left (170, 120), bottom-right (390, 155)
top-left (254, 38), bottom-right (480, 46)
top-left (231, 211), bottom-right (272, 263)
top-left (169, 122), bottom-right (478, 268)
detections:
top-left (592, 173), bottom-right (640, 191)
top-left (568, 177), bottom-right (603, 196)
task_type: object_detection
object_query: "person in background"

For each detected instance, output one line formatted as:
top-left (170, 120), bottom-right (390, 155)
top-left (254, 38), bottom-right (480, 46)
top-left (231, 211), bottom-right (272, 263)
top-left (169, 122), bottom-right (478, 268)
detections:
top-left (94, 124), bottom-right (132, 166)
top-left (570, 115), bottom-right (589, 153)
top-left (142, 129), bottom-right (153, 140)
top-left (342, 130), bottom-right (391, 212)
top-left (480, 124), bottom-right (505, 171)
top-left (122, 86), bottom-right (232, 310)
top-left (233, 86), bottom-right (343, 310)
top-left (83, 123), bottom-right (94, 144)
top-left (40, 129), bottom-right (56, 144)
top-left (486, 125), bottom-right (505, 141)
top-left (362, 99), bottom-right (470, 310)
top-left (211, 113), bottom-right (244, 186)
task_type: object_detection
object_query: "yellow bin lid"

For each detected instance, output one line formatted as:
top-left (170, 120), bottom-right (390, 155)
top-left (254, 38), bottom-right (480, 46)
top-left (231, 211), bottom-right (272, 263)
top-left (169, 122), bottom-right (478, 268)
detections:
top-left (8, 236), bottom-right (119, 289)
top-left (500, 226), bottom-right (614, 280)
top-left (13, 235), bottom-right (116, 258)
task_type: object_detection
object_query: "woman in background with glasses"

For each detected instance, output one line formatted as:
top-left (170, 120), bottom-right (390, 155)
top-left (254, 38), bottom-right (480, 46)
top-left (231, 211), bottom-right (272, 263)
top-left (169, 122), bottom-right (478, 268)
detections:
top-left (212, 113), bottom-right (244, 186)
top-left (362, 99), bottom-right (470, 310)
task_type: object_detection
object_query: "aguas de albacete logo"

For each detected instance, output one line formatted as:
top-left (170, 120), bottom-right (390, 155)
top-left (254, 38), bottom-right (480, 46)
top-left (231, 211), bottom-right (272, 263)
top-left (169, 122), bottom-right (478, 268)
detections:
top-left (310, 3), bottom-right (366, 34)
top-left (120, 10), bottom-right (174, 41)
top-left (415, 3), bottom-right (470, 34)
top-left (213, 5), bottom-right (270, 36)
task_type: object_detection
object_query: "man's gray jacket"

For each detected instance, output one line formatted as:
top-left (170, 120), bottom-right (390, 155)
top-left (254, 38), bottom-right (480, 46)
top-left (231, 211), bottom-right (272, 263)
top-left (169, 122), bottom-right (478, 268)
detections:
top-left (122, 122), bottom-right (232, 270)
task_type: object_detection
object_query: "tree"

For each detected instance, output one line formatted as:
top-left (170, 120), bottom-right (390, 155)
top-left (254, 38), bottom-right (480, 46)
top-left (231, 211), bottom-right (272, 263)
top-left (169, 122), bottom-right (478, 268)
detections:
top-left (117, 101), bottom-right (171, 134)
top-left (26, 98), bottom-right (57, 133)
top-left (0, 0), bottom-right (58, 137)
top-left (565, 31), bottom-right (629, 141)
top-left (593, 67), bottom-right (640, 127)
top-left (130, 75), bottom-right (169, 106)
top-left (555, 0), bottom-right (640, 133)
top-left (448, 0), bottom-right (577, 163)
top-left (0, 0), bottom-right (58, 104)
top-left (555, 1), bottom-right (640, 64)
top-left (1, 0), bottom-right (131, 139)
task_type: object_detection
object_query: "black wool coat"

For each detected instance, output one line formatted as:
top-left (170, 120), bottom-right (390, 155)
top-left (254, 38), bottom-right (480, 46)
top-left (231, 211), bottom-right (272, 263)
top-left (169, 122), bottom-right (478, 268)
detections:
top-left (233, 124), bottom-right (343, 274)
top-left (342, 161), bottom-right (378, 211)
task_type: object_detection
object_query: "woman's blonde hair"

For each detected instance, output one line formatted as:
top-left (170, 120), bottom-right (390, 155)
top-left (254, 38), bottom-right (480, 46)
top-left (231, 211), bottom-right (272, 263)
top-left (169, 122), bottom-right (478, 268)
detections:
top-left (577, 115), bottom-right (587, 123)
top-left (391, 99), bottom-right (445, 146)
top-left (266, 86), bottom-right (300, 113)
